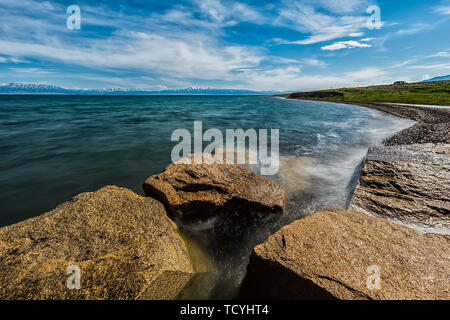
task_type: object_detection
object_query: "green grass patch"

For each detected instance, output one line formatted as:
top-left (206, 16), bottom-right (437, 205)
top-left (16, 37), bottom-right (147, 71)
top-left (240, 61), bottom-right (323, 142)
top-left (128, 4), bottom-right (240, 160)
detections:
top-left (285, 80), bottom-right (450, 106)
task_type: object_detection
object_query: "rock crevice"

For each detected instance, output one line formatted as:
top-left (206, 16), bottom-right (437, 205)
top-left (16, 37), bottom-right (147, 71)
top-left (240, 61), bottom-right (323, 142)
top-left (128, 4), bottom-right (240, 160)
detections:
top-left (350, 144), bottom-right (450, 233)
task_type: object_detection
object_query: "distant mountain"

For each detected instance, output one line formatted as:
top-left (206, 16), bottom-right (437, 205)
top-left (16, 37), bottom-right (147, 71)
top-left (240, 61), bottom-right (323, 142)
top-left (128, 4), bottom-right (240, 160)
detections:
top-left (423, 75), bottom-right (450, 82)
top-left (0, 82), bottom-right (275, 95)
top-left (155, 87), bottom-right (270, 95)
top-left (0, 82), bottom-right (68, 93)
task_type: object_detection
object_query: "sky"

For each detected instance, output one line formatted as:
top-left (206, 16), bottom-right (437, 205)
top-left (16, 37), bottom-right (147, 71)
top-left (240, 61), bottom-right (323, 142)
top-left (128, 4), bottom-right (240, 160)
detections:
top-left (0, 0), bottom-right (449, 91)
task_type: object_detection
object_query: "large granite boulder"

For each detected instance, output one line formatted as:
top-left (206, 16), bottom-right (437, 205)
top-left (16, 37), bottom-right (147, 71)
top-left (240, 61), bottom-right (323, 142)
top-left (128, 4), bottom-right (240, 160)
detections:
top-left (143, 153), bottom-right (285, 221)
top-left (350, 144), bottom-right (450, 233)
top-left (240, 208), bottom-right (450, 300)
top-left (0, 186), bottom-right (195, 300)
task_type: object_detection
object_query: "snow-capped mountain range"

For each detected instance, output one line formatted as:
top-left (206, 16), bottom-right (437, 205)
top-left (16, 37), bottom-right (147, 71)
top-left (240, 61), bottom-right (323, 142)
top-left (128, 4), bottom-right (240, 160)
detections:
top-left (0, 82), bottom-right (67, 93)
top-left (0, 82), bottom-right (276, 95)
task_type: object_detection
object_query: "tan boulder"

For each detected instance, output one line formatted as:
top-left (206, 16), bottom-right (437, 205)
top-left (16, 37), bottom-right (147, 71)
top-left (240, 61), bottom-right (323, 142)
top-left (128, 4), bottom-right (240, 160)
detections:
top-left (0, 186), bottom-right (195, 300)
top-left (240, 208), bottom-right (450, 300)
top-left (350, 144), bottom-right (450, 233)
top-left (143, 153), bottom-right (285, 221)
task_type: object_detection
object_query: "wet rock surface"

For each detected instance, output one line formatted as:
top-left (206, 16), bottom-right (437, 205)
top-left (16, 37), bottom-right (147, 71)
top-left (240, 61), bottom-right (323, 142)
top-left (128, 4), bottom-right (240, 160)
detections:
top-left (0, 186), bottom-right (195, 300)
top-left (350, 144), bottom-right (450, 233)
top-left (240, 208), bottom-right (450, 300)
top-left (143, 153), bottom-right (286, 222)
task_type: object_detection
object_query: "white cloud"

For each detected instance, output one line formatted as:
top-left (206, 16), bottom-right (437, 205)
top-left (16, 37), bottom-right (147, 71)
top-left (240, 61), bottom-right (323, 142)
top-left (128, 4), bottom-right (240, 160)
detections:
top-left (434, 5), bottom-right (450, 15)
top-left (192, 0), bottom-right (266, 25)
top-left (300, 58), bottom-right (327, 68)
top-left (431, 51), bottom-right (450, 58)
top-left (74, 74), bottom-right (169, 91)
top-left (9, 67), bottom-right (54, 74)
top-left (321, 40), bottom-right (372, 51)
top-left (385, 58), bottom-right (418, 69)
top-left (0, 0), bottom-right (56, 11)
top-left (0, 0), bottom-right (269, 86)
top-left (0, 56), bottom-right (30, 64)
top-left (196, 0), bottom-right (227, 22)
top-left (271, 56), bottom-right (302, 64)
top-left (270, 57), bottom-right (327, 69)
top-left (313, 0), bottom-right (372, 13)
top-left (275, 0), bottom-right (371, 45)
top-left (385, 51), bottom-right (450, 71)
top-left (345, 67), bottom-right (386, 80)
top-left (349, 32), bottom-right (364, 37)
top-left (396, 23), bottom-right (432, 35)
top-left (238, 65), bottom-right (390, 92)
top-left (408, 63), bottom-right (450, 70)
top-left (0, 33), bottom-right (263, 81)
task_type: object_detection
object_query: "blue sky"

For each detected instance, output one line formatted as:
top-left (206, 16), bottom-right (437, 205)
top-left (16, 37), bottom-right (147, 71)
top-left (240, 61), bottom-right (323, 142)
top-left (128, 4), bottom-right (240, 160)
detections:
top-left (0, 0), bottom-right (449, 91)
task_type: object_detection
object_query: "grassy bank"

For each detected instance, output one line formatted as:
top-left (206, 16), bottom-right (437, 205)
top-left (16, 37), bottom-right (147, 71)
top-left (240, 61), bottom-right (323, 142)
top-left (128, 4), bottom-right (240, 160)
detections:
top-left (282, 80), bottom-right (450, 106)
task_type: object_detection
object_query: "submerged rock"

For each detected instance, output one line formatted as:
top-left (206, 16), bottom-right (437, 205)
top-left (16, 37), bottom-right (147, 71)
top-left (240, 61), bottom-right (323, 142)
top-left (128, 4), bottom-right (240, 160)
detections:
top-left (0, 186), bottom-right (195, 300)
top-left (240, 208), bottom-right (450, 300)
top-left (350, 144), bottom-right (450, 233)
top-left (143, 153), bottom-right (285, 221)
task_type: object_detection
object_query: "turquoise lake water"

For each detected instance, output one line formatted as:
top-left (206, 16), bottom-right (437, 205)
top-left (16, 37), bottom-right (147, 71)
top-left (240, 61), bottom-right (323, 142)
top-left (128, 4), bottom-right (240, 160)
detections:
top-left (0, 95), bottom-right (413, 226)
top-left (0, 95), bottom-right (414, 298)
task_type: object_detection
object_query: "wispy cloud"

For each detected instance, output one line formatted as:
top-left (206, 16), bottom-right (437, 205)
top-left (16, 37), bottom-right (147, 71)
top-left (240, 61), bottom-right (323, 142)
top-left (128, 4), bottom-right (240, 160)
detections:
top-left (321, 40), bottom-right (372, 51)
top-left (0, 36), bottom-right (263, 81)
top-left (9, 67), bottom-right (54, 74)
top-left (396, 23), bottom-right (432, 36)
top-left (275, 0), bottom-right (372, 45)
top-left (345, 67), bottom-right (385, 80)
top-left (300, 58), bottom-right (328, 68)
top-left (434, 3), bottom-right (450, 15)
top-left (192, 0), bottom-right (266, 25)
top-left (430, 51), bottom-right (450, 57)
top-left (271, 56), bottom-right (327, 68)
top-left (238, 65), bottom-right (390, 91)
top-left (0, 0), bottom-right (266, 83)
top-left (408, 63), bottom-right (450, 70)
top-left (0, 56), bottom-right (30, 64)
top-left (311, 0), bottom-right (372, 13)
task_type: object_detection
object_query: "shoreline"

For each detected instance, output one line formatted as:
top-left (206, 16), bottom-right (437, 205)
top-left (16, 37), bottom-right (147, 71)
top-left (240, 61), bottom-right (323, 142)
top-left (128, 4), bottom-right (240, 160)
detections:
top-left (287, 97), bottom-right (450, 234)
top-left (238, 98), bottom-right (449, 299)
top-left (286, 98), bottom-right (450, 145)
